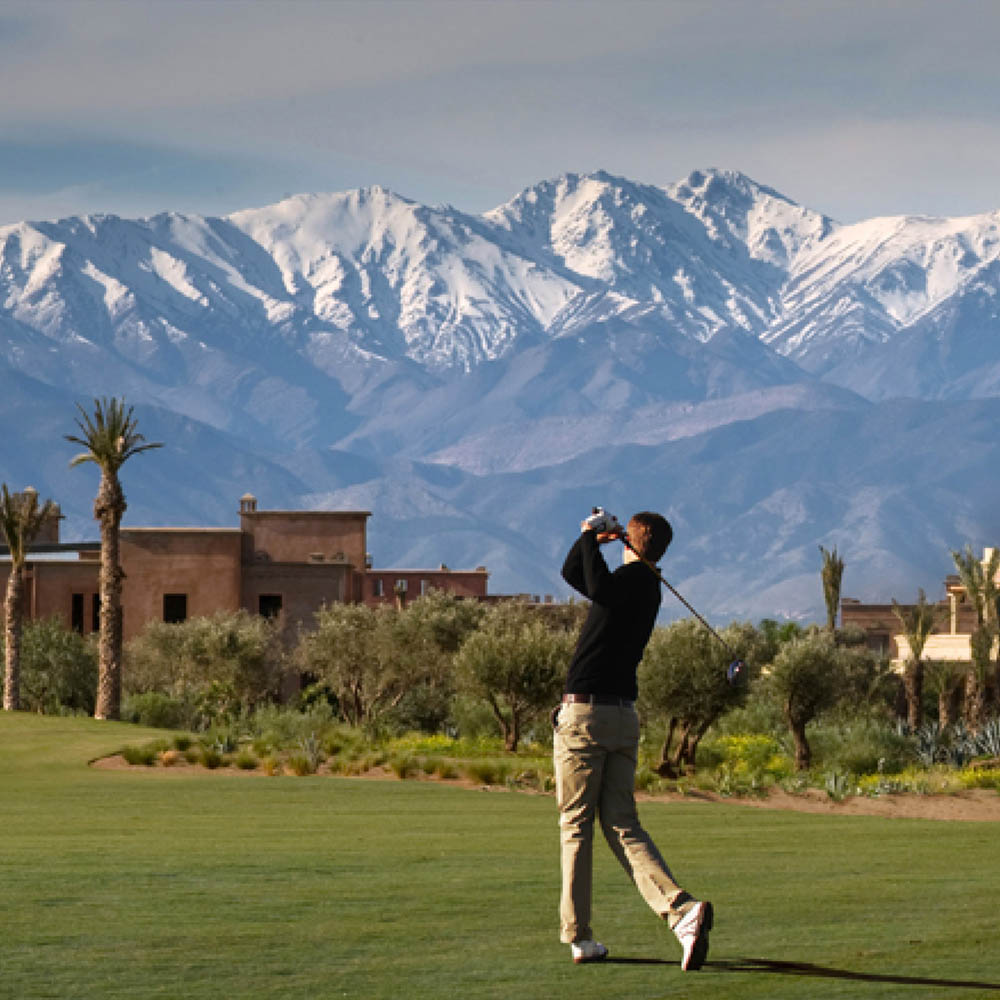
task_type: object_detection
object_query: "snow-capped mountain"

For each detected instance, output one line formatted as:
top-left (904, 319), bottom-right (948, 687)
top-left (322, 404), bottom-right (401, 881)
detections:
top-left (3, 168), bottom-right (1000, 621)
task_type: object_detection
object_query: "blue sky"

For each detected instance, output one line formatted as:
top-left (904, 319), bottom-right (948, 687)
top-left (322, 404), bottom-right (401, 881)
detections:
top-left (1, 0), bottom-right (998, 226)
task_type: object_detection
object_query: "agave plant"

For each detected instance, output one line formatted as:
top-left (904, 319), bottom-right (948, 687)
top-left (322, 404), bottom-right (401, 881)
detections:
top-left (946, 720), bottom-right (978, 767)
top-left (974, 717), bottom-right (1000, 758)
top-left (914, 721), bottom-right (945, 767)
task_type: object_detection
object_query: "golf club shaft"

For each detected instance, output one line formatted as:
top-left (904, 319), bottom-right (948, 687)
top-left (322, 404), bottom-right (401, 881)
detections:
top-left (621, 535), bottom-right (737, 658)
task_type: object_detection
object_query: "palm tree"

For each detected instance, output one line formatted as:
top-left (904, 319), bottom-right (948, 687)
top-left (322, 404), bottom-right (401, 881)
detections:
top-left (892, 589), bottom-right (943, 730)
top-left (66, 398), bottom-right (162, 720)
top-left (1, 485), bottom-right (57, 710)
top-left (819, 544), bottom-right (845, 633)
top-left (950, 545), bottom-right (1000, 729)
top-left (924, 659), bottom-right (964, 728)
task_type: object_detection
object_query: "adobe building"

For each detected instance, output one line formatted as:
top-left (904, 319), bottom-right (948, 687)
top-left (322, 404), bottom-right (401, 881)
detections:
top-left (840, 548), bottom-right (993, 667)
top-left (1, 493), bottom-right (489, 641)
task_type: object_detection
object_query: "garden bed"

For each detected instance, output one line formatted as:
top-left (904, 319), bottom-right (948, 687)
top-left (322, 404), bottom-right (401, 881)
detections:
top-left (93, 748), bottom-right (1000, 821)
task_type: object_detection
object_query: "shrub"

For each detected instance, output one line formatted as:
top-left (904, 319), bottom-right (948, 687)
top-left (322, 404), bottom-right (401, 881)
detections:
top-left (203, 727), bottom-right (239, 754)
top-left (125, 611), bottom-right (286, 724)
top-left (820, 721), bottom-right (915, 775)
top-left (10, 618), bottom-right (98, 715)
top-left (122, 691), bottom-right (193, 730)
top-left (298, 732), bottom-right (324, 772)
top-left (388, 754), bottom-right (416, 779)
top-left (447, 693), bottom-right (502, 740)
top-left (634, 764), bottom-right (662, 794)
top-left (434, 760), bottom-right (458, 780)
top-left (244, 703), bottom-right (338, 747)
top-left (261, 755), bottom-right (281, 776)
top-left (200, 748), bottom-right (224, 769)
top-left (463, 760), bottom-right (511, 785)
top-left (824, 769), bottom-right (855, 802)
top-left (286, 754), bottom-right (314, 776)
top-left (234, 751), bottom-right (259, 771)
top-left (957, 767), bottom-right (1000, 791)
top-left (705, 733), bottom-right (792, 794)
top-left (121, 745), bottom-right (157, 766)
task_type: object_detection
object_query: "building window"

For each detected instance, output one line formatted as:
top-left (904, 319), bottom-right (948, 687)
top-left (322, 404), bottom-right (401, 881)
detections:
top-left (420, 579), bottom-right (429, 595)
top-left (92, 593), bottom-right (100, 632)
top-left (395, 579), bottom-right (408, 593)
top-left (71, 593), bottom-right (84, 633)
top-left (258, 594), bottom-right (283, 618)
top-left (373, 578), bottom-right (384, 598)
top-left (163, 594), bottom-right (188, 624)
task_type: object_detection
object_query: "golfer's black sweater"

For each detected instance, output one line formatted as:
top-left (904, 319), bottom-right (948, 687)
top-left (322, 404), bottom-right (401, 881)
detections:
top-left (561, 531), bottom-right (661, 701)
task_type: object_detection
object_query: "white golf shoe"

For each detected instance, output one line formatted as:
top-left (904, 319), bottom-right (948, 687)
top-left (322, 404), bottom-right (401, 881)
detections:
top-left (570, 939), bottom-right (609, 964)
top-left (674, 900), bottom-right (713, 971)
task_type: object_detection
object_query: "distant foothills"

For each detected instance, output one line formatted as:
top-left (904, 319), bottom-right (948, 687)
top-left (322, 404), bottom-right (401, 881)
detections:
top-left (2, 168), bottom-right (1000, 622)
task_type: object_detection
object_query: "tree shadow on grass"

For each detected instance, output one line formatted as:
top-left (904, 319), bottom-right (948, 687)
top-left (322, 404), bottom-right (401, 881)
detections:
top-left (606, 956), bottom-right (1000, 990)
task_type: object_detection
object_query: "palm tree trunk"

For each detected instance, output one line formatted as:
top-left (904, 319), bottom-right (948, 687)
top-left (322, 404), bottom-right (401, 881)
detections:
top-left (939, 688), bottom-right (956, 729)
top-left (903, 659), bottom-right (923, 731)
top-left (94, 473), bottom-right (125, 720)
top-left (964, 669), bottom-right (985, 733)
top-left (3, 569), bottom-right (23, 711)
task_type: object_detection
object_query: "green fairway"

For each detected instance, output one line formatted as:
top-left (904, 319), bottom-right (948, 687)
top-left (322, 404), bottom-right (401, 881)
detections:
top-left (3, 714), bottom-right (1000, 1000)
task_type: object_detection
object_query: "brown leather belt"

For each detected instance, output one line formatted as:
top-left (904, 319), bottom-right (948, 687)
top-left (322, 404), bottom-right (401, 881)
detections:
top-left (562, 693), bottom-right (634, 707)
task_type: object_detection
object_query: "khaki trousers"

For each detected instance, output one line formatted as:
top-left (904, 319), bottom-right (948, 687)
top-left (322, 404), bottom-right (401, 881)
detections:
top-left (553, 701), bottom-right (688, 943)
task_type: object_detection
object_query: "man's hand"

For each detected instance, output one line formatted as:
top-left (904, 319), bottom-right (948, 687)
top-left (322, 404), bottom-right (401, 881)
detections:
top-left (580, 521), bottom-right (623, 544)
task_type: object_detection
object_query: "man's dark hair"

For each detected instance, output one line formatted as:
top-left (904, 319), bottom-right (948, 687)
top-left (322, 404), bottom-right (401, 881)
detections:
top-left (627, 511), bottom-right (672, 563)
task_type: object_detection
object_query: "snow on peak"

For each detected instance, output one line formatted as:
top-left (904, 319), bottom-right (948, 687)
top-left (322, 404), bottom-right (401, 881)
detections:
top-left (2, 168), bottom-right (998, 387)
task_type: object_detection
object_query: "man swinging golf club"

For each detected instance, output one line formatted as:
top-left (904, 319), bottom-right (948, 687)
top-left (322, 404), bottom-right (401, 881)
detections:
top-left (554, 508), bottom-right (713, 970)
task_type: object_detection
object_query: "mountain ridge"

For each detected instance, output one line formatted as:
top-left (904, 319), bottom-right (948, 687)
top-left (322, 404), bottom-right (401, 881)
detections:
top-left (3, 168), bottom-right (1000, 620)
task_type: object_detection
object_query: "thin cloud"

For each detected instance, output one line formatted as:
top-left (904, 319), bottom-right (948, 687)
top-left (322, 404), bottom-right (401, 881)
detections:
top-left (1, 0), bottom-right (998, 223)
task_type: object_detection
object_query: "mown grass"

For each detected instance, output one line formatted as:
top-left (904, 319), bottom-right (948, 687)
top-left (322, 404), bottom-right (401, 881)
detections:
top-left (2, 712), bottom-right (1000, 999)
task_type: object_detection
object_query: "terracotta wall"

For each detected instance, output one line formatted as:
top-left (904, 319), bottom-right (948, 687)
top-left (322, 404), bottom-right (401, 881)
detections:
top-left (240, 511), bottom-right (368, 568)
top-left (120, 529), bottom-right (243, 641)
top-left (241, 562), bottom-right (352, 627)
top-left (0, 560), bottom-right (100, 633)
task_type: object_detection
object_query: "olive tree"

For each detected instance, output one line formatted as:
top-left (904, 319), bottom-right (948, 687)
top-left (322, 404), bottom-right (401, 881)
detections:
top-left (381, 590), bottom-right (485, 732)
top-left (126, 610), bottom-right (285, 724)
top-left (0, 617), bottom-right (98, 715)
top-left (454, 602), bottom-right (572, 751)
top-left (638, 619), bottom-right (765, 775)
top-left (298, 602), bottom-right (400, 728)
top-left (767, 630), bottom-right (848, 770)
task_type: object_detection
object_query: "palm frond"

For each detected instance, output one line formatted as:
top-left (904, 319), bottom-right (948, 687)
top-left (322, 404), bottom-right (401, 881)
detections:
top-left (819, 544), bottom-right (845, 630)
top-left (892, 588), bottom-right (943, 661)
top-left (65, 397), bottom-right (162, 472)
top-left (0, 484), bottom-right (57, 566)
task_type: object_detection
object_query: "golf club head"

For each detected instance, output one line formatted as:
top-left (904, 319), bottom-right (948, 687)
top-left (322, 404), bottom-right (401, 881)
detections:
top-left (726, 659), bottom-right (746, 686)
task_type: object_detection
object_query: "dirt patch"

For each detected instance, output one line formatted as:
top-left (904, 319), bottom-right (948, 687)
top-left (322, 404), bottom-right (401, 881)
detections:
top-left (91, 754), bottom-right (1000, 820)
top-left (644, 786), bottom-right (1000, 822)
